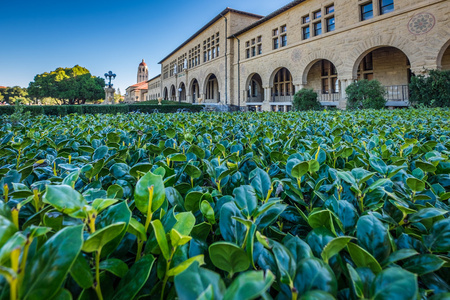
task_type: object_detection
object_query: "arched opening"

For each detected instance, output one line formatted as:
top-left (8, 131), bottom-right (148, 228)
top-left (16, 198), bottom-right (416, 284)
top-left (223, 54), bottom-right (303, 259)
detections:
top-left (190, 79), bottom-right (199, 103)
top-left (170, 85), bottom-right (176, 101)
top-left (354, 47), bottom-right (411, 103)
top-left (439, 41), bottom-right (450, 70)
top-left (305, 59), bottom-right (339, 103)
top-left (270, 68), bottom-right (294, 112)
top-left (163, 87), bottom-right (168, 100)
top-left (179, 82), bottom-right (186, 102)
top-left (247, 73), bottom-right (264, 103)
top-left (204, 74), bottom-right (220, 103)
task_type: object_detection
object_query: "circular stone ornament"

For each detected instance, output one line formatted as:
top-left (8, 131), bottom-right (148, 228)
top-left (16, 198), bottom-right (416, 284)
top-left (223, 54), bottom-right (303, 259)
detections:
top-left (408, 12), bottom-right (436, 35)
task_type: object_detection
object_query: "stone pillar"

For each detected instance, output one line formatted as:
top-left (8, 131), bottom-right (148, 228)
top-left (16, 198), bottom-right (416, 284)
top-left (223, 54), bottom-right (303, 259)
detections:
top-left (104, 87), bottom-right (115, 104)
top-left (262, 87), bottom-right (272, 111)
top-left (338, 78), bottom-right (354, 109)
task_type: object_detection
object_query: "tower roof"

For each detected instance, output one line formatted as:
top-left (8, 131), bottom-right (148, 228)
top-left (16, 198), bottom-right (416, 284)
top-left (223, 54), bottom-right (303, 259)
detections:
top-left (139, 59), bottom-right (147, 67)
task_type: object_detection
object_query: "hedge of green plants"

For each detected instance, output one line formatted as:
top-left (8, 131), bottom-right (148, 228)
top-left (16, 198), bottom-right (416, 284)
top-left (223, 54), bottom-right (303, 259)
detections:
top-left (0, 109), bottom-right (449, 300)
top-left (0, 104), bottom-right (204, 116)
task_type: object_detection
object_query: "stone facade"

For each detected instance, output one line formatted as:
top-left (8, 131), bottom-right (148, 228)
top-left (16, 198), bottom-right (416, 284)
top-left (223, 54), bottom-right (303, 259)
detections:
top-left (147, 0), bottom-right (450, 110)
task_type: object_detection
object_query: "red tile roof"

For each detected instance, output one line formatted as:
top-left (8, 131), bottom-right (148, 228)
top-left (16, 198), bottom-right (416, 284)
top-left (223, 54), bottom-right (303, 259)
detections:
top-left (0, 86), bottom-right (6, 89)
top-left (128, 81), bottom-right (148, 90)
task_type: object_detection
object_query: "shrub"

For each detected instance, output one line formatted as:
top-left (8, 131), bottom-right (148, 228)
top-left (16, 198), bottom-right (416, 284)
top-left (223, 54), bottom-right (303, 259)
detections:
top-left (66, 105), bottom-right (83, 115)
top-left (409, 69), bottom-right (450, 108)
top-left (346, 79), bottom-right (386, 109)
top-left (82, 105), bottom-right (129, 114)
top-left (293, 88), bottom-right (322, 111)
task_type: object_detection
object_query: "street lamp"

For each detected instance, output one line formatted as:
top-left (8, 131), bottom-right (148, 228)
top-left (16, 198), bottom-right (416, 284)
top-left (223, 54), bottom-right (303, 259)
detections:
top-left (104, 71), bottom-right (116, 88)
top-left (178, 87), bottom-right (182, 103)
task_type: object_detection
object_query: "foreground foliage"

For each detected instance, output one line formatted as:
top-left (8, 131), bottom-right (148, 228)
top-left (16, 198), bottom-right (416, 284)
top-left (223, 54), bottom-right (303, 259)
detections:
top-left (409, 69), bottom-right (450, 108)
top-left (0, 109), bottom-right (449, 300)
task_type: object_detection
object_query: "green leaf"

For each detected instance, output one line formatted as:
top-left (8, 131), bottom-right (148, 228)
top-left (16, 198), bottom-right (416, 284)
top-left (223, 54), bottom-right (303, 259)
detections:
top-left (82, 222), bottom-right (126, 253)
top-left (134, 171), bottom-right (166, 215)
top-left (347, 264), bottom-right (364, 298)
top-left (300, 291), bottom-right (335, 300)
top-left (20, 225), bottom-right (84, 300)
top-left (271, 240), bottom-right (296, 285)
top-left (321, 236), bottom-right (354, 264)
top-left (223, 270), bottom-right (275, 300)
top-left (127, 217), bottom-right (147, 241)
top-left (185, 191), bottom-right (204, 212)
top-left (173, 212), bottom-right (196, 236)
top-left (415, 161), bottom-right (436, 173)
top-left (406, 177), bottom-right (425, 192)
top-left (93, 145), bottom-right (108, 160)
top-left (185, 164), bottom-right (202, 179)
top-left (200, 200), bottom-right (216, 224)
top-left (402, 254), bottom-right (445, 275)
top-left (232, 185), bottom-right (258, 217)
top-left (409, 208), bottom-right (448, 223)
top-left (347, 243), bottom-right (382, 273)
top-left (0, 232), bottom-right (26, 264)
top-left (209, 241), bottom-right (250, 275)
top-left (294, 257), bottom-right (338, 296)
top-left (371, 268), bottom-right (418, 300)
top-left (99, 258), bottom-right (129, 278)
top-left (424, 219), bottom-right (450, 252)
top-left (70, 254), bottom-right (94, 289)
top-left (174, 262), bottom-right (226, 300)
top-left (151, 219), bottom-right (170, 260)
top-left (112, 255), bottom-right (155, 300)
top-left (381, 249), bottom-right (418, 266)
top-left (356, 214), bottom-right (391, 263)
top-left (291, 162), bottom-right (309, 179)
top-left (170, 228), bottom-right (192, 248)
top-left (43, 185), bottom-right (87, 215)
top-left (250, 168), bottom-right (272, 201)
top-left (167, 255), bottom-right (205, 277)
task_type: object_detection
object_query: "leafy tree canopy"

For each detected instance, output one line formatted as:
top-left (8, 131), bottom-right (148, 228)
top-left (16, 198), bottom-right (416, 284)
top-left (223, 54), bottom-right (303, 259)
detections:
top-left (28, 65), bottom-right (105, 105)
top-left (0, 86), bottom-right (29, 104)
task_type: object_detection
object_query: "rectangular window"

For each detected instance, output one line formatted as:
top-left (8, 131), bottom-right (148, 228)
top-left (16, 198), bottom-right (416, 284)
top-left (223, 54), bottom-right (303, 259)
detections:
top-left (327, 17), bottom-right (335, 32)
top-left (314, 10), bottom-right (321, 19)
top-left (251, 47), bottom-right (256, 57)
top-left (217, 46), bottom-right (220, 56)
top-left (281, 25), bottom-right (287, 33)
top-left (281, 35), bottom-right (287, 47)
top-left (257, 36), bottom-right (262, 43)
top-left (326, 5), bottom-right (335, 14)
top-left (251, 38), bottom-right (256, 45)
top-left (314, 22), bottom-right (322, 36)
top-left (380, 0), bottom-right (394, 15)
top-left (212, 47), bottom-right (216, 58)
top-left (273, 38), bottom-right (279, 49)
top-left (303, 15), bottom-right (310, 24)
top-left (363, 52), bottom-right (373, 70)
top-left (203, 52), bottom-right (207, 62)
top-left (258, 44), bottom-right (262, 55)
top-left (273, 28), bottom-right (278, 36)
top-left (361, 2), bottom-right (374, 21)
top-left (322, 78), bottom-right (329, 93)
top-left (246, 49), bottom-right (250, 59)
top-left (246, 41), bottom-right (250, 47)
top-left (208, 50), bottom-right (211, 60)
top-left (303, 26), bottom-right (310, 39)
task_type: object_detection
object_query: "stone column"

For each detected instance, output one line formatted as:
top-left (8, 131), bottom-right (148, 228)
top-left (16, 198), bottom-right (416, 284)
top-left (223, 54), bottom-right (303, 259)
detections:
top-left (262, 87), bottom-right (272, 111)
top-left (104, 87), bottom-right (115, 105)
top-left (338, 78), bottom-right (354, 110)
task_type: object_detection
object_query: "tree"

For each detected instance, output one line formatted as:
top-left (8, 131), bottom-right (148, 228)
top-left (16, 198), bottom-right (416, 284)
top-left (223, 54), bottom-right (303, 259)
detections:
top-left (0, 86), bottom-right (29, 104)
top-left (28, 65), bottom-right (105, 105)
top-left (293, 88), bottom-right (322, 111)
top-left (409, 69), bottom-right (450, 108)
top-left (346, 79), bottom-right (386, 109)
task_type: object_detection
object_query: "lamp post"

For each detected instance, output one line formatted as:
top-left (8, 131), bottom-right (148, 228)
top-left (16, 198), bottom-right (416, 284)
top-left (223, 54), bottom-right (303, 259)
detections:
top-left (104, 71), bottom-right (116, 88)
top-left (104, 71), bottom-right (116, 104)
top-left (178, 87), bottom-right (182, 103)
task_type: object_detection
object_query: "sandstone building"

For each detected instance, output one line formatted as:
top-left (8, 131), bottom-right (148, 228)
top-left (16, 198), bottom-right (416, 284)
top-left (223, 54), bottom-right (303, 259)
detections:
top-left (125, 59), bottom-right (149, 102)
top-left (132, 0), bottom-right (450, 110)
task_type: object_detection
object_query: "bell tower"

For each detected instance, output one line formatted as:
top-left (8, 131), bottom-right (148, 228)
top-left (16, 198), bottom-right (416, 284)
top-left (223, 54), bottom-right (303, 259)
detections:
top-left (137, 59), bottom-right (148, 83)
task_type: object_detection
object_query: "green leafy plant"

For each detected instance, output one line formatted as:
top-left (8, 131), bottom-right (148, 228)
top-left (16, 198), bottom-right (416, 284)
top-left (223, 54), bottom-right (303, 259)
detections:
top-left (346, 79), bottom-right (387, 109)
top-left (293, 88), bottom-right (322, 111)
top-left (409, 69), bottom-right (450, 107)
top-left (0, 109), bottom-right (449, 300)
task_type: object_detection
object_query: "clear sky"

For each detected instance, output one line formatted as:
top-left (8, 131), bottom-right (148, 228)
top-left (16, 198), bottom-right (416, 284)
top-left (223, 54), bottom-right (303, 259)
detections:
top-left (0, 0), bottom-right (292, 94)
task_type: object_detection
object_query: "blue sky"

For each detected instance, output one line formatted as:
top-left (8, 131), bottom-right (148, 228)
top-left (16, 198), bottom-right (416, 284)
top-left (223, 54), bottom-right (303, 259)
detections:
top-left (0, 0), bottom-right (291, 94)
